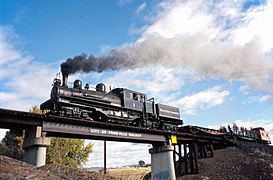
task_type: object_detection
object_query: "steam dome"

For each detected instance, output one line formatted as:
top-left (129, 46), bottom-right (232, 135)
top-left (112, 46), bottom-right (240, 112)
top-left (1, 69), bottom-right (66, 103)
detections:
top-left (96, 83), bottom-right (106, 92)
top-left (73, 80), bottom-right (82, 89)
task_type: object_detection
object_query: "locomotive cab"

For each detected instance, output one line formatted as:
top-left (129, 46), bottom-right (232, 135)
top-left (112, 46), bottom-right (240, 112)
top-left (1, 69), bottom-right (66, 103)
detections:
top-left (122, 89), bottom-right (148, 111)
top-left (108, 88), bottom-right (154, 114)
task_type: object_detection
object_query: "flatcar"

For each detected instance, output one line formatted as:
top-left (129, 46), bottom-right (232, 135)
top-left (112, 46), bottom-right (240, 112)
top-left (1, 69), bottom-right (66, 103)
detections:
top-left (40, 73), bottom-right (183, 131)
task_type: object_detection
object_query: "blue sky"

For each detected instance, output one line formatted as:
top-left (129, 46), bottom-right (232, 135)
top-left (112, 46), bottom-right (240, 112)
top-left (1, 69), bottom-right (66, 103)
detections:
top-left (1, 0), bottom-right (273, 167)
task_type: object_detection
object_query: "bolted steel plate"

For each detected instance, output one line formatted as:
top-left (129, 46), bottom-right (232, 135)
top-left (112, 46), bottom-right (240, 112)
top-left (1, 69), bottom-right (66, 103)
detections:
top-left (43, 121), bottom-right (167, 143)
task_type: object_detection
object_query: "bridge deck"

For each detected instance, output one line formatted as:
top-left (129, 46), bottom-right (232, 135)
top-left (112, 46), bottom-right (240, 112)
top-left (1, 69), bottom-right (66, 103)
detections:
top-left (0, 108), bottom-right (225, 143)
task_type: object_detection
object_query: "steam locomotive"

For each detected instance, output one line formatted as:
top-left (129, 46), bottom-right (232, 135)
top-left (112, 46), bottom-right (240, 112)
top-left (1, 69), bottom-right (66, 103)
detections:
top-left (40, 73), bottom-right (183, 130)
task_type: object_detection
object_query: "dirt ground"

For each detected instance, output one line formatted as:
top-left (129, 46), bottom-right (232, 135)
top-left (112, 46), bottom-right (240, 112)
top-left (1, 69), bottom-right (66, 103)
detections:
top-left (105, 167), bottom-right (151, 180)
top-left (179, 141), bottom-right (273, 180)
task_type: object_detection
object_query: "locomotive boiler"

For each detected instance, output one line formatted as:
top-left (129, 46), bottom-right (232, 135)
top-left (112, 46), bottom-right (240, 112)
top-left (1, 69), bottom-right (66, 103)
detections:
top-left (40, 73), bottom-right (183, 131)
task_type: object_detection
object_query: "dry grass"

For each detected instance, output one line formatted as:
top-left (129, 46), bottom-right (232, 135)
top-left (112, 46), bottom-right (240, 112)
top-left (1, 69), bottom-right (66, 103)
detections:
top-left (96, 167), bottom-right (151, 180)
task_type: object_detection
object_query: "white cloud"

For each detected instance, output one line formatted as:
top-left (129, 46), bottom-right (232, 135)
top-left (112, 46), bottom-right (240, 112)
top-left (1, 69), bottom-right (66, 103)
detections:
top-left (85, 140), bottom-right (151, 168)
top-left (102, 66), bottom-right (187, 103)
top-left (124, 0), bottom-right (273, 93)
top-left (136, 2), bottom-right (146, 15)
top-left (231, 0), bottom-right (273, 51)
top-left (145, 0), bottom-right (217, 39)
top-left (146, 0), bottom-right (273, 50)
top-left (0, 26), bottom-right (58, 111)
top-left (258, 95), bottom-right (273, 103)
top-left (243, 94), bottom-right (273, 104)
top-left (0, 129), bottom-right (8, 142)
top-left (117, 0), bottom-right (133, 6)
top-left (177, 86), bottom-right (230, 115)
top-left (0, 26), bottom-right (21, 65)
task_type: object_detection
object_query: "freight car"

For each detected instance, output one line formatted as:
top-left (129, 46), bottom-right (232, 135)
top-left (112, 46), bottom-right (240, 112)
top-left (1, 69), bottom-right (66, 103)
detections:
top-left (221, 124), bottom-right (271, 144)
top-left (40, 73), bottom-right (183, 131)
top-left (182, 125), bottom-right (271, 144)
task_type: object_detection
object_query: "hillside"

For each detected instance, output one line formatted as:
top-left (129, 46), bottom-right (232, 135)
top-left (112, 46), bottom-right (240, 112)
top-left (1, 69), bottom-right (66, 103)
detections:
top-left (180, 142), bottom-right (273, 180)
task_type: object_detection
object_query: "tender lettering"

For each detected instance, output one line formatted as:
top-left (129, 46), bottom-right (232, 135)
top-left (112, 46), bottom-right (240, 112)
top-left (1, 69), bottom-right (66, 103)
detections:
top-left (159, 108), bottom-right (179, 115)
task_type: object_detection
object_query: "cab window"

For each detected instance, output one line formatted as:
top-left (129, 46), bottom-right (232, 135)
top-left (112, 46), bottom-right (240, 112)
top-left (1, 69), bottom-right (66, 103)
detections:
top-left (133, 93), bottom-right (138, 100)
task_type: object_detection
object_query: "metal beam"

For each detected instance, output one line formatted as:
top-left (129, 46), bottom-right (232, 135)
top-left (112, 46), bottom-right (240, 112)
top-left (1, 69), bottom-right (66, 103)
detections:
top-left (43, 121), bottom-right (167, 143)
top-left (0, 108), bottom-right (42, 129)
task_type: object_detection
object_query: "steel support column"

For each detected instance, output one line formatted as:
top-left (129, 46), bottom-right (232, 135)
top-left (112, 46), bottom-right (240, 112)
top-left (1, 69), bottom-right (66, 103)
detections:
top-left (149, 145), bottom-right (176, 180)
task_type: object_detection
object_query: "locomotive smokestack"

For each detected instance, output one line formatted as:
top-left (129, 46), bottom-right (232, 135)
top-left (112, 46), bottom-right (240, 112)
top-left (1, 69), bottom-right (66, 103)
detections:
top-left (62, 72), bottom-right (68, 87)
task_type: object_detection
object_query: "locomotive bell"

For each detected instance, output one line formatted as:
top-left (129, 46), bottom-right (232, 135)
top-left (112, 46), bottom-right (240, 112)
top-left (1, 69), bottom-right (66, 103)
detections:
top-left (73, 80), bottom-right (82, 89)
top-left (96, 83), bottom-right (106, 92)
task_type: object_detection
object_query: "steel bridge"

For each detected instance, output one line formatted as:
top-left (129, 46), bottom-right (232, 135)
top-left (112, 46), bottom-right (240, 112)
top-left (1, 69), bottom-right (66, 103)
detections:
top-left (0, 108), bottom-right (227, 179)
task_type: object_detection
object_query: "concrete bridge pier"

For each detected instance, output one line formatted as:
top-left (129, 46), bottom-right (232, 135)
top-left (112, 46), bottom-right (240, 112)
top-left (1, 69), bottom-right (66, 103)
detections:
top-left (149, 144), bottom-right (176, 180)
top-left (23, 126), bottom-right (51, 167)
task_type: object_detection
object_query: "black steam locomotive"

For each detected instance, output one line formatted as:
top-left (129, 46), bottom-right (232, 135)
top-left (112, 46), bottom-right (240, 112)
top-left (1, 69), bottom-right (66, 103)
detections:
top-left (40, 73), bottom-right (183, 131)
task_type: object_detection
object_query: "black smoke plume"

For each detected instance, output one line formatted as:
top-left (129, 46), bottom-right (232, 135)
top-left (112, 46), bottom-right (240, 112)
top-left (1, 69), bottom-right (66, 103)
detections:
top-left (60, 50), bottom-right (136, 75)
